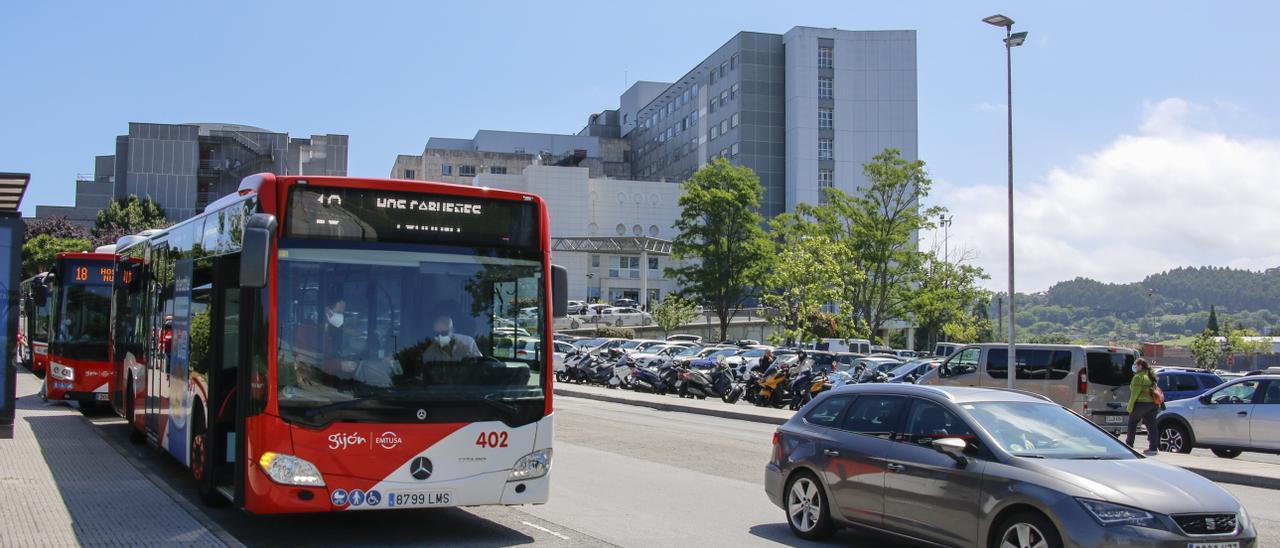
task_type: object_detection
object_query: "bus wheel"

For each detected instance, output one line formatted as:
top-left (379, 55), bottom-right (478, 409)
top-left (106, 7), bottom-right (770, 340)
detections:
top-left (127, 379), bottom-right (145, 445)
top-left (190, 404), bottom-right (226, 506)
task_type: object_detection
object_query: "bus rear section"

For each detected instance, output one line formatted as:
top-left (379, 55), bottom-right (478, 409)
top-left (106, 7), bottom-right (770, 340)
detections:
top-left (117, 174), bottom-right (565, 514)
top-left (46, 252), bottom-right (117, 405)
top-left (18, 274), bottom-right (52, 377)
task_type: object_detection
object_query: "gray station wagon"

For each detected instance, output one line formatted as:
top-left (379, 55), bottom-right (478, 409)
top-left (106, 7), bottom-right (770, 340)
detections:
top-left (765, 384), bottom-right (1256, 547)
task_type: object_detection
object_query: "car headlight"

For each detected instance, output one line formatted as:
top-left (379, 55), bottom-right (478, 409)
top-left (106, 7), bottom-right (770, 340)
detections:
top-left (508, 449), bottom-right (552, 482)
top-left (1077, 498), bottom-right (1164, 529)
top-left (1238, 506), bottom-right (1251, 532)
top-left (51, 363), bottom-right (74, 381)
top-left (258, 451), bottom-right (325, 487)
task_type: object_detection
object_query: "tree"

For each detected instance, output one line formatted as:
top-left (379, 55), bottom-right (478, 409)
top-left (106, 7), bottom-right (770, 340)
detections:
top-left (1207, 305), bottom-right (1220, 335)
top-left (92, 196), bottom-right (169, 247)
top-left (908, 250), bottom-right (990, 350)
top-left (25, 216), bottom-right (90, 241)
top-left (666, 159), bottom-right (771, 342)
top-left (22, 234), bottom-right (92, 277)
top-left (1189, 329), bottom-right (1223, 369)
top-left (759, 226), bottom-right (849, 346)
top-left (794, 148), bottom-right (941, 342)
top-left (651, 296), bottom-right (699, 338)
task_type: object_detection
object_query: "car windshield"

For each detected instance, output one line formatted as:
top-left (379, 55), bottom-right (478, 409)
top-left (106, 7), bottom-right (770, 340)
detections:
top-left (962, 401), bottom-right (1134, 459)
top-left (674, 346), bottom-right (702, 357)
top-left (573, 337), bottom-right (604, 349)
top-left (52, 281), bottom-right (112, 360)
top-left (742, 349), bottom-right (767, 358)
top-left (889, 361), bottom-right (923, 377)
top-left (275, 244), bottom-right (545, 425)
top-left (708, 348), bottom-right (739, 359)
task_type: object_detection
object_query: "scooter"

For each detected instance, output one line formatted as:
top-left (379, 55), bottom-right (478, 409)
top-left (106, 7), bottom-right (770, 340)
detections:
top-left (609, 353), bottom-right (636, 389)
top-left (629, 364), bottom-right (670, 394)
top-left (679, 362), bottom-right (742, 402)
top-left (749, 363), bottom-right (793, 408)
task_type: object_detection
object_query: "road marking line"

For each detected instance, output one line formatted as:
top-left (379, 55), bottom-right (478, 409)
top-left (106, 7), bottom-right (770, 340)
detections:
top-left (521, 520), bottom-right (571, 540)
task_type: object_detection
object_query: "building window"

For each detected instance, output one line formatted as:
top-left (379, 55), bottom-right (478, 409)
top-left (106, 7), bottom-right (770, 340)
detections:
top-left (818, 46), bottom-right (833, 69)
top-left (610, 256), bottom-right (641, 279)
top-left (819, 108), bottom-right (833, 129)
top-left (403, 169), bottom-right (415, 179)
top-left (691, 109), bottom-right (699, 122)
top-left (709, 99), bottom-right (717, 114)
top-left (710, 125), bottom-right (719, 140)
top-left (720, 61), bottom-right (727, 77)
top-left (819, 169), bottom-right (833, 203)
top-left (721, 90), bottom-right (729, 105)
top-left (692, 82), bottom-right (699, 96)
top-left (731, 53), bottom-right (739, 70)
top-left (591, 255), bottom-right (600, 268)
top-left (710, 70), bottom-right (716, 85)
top-left (720, 120), bottom-right (729, 134)
top-left (648, 257), bottom-right (659, 271)
top-left (730, 83), bottom-right (739, 100)
top-left (818, 138), bottom-right (833, 160)
top-left (730, 142), bottom-right (740, 157)
top-left (441, 164), bottom-right (453, 176)
top-left (489, 166), bottom-right (507, 175)
top-left (818, 76), bottom-right (833, 99)
top-left (731, 112), bottom-right (739, 128)
top-left (459, 165), bottom-right (476, 177)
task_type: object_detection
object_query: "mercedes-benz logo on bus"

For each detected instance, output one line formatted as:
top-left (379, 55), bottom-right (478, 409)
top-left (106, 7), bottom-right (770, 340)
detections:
top-left (416, 409), bottom-right (427, 421)
top-left (410, 457), bottom-right (433, 480)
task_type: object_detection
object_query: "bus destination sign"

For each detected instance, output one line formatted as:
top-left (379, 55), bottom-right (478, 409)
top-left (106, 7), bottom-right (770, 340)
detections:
top-left (286, 186), bottom-right (538, 248)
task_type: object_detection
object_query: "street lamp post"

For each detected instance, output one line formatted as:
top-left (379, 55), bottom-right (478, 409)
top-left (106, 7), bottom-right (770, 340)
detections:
top-left (939, 214), bottom-right (952, 263)
top-left (983, 14), bottom-right (1027, 390)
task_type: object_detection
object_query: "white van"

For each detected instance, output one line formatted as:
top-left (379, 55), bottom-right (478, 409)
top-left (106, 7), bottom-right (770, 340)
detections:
top-left (917, 343), bottom-right (1139, 434)
top-left (811, 338), bottom-right (871, 355)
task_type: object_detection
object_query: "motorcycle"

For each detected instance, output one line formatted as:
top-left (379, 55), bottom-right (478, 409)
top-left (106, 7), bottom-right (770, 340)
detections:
top-left (629, 363), bottom-right (671, 394)
top-left (609, 353), bottom-right (637, 389)
top-left (561, 353), bottom-right (596, 384)
top-left (746, 363), bottom-right (793, 408)
top-left (678, 362), bottom-right (742, 403)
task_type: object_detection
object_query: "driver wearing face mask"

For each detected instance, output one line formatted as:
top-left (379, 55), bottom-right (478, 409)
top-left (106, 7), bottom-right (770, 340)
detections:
top-left (420, 315), bottom-right (482, 363)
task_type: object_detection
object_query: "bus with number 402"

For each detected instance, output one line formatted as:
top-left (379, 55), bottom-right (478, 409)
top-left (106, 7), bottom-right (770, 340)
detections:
top-left (33, 251), bottom-right (118, 405)
top-left (110, 173), bottom-right (566, 514)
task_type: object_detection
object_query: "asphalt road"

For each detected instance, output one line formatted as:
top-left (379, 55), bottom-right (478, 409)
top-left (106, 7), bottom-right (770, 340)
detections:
top-left (81, 397), bottom-right (1278, 547)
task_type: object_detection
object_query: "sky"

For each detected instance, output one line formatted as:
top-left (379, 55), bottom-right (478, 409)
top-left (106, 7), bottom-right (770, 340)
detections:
top-left (4, 1), bottom-right (1280, 291)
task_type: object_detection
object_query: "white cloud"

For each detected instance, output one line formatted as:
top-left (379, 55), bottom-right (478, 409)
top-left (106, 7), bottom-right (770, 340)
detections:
top-left (929, 98), bottom-right (1280, 292)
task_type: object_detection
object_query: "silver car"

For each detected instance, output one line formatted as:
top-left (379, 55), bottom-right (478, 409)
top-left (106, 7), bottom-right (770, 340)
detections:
top-left (1158, 374), bottom-right (1280, 458)
top-left (765, 384), bottom-right (1256, 546)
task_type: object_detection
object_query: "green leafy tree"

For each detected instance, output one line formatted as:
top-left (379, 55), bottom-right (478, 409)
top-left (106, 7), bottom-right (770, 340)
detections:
top-left (793, 148), bottom-right (941, 342)
top-left (759, 227), bottom-right (848, 346)
top-left (942, 312), bottom-right (992, 344)
top-left (22, 234), bottom-right (92, 277)
top-left (92, 196), bottom-right (169, 247)
top-left (651, 297), bottom-right (699, 338)
top-left (1207, 305), bottom-right (1220, 335)
top-left (1189, 329), bottom-right (1222, 369)
top-left (25, 216), bottom-right (90, 241)
top-left (666, 159), bottom-right (771, 342)
top-left (909, 251), bottom-right (990, 350)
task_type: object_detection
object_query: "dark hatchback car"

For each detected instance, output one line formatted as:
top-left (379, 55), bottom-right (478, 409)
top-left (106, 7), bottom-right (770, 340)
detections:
top-left (1155, 367), bottom-right (1224, 401)
top-left (765, 384), bottom-right (1256, 547)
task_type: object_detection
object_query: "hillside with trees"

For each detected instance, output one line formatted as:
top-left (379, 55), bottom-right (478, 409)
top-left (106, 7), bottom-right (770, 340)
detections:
top-left (998, 266), bottom-right (1280, 343)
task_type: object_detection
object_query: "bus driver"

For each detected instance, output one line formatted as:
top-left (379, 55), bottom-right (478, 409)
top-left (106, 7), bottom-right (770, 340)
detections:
top-left (421, 315), bottom-right (482, 362)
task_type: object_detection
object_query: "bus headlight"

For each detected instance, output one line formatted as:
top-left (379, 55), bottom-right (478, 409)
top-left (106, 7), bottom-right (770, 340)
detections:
top-left (50, 363), bottom-right (74, 381)
top-left (508, 449), bottom-right (552, 482)
top-left (258, 452), bottom-right (325, 487)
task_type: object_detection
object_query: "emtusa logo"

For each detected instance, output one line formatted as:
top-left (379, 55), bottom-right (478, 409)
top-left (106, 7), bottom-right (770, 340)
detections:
top-left (328, 432), bottom-right (368, 450)
top-left (376, 431), bottom-right (403, 450)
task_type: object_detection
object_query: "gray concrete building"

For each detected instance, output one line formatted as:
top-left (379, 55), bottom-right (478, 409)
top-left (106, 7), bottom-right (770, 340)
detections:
top-left (37, 122), bottom-right (347, 223)
top-left (393, 26), bottom-right (916, 220)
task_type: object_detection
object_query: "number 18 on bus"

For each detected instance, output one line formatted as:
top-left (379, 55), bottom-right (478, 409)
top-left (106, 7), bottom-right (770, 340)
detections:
top-left (112, 174), bottom-right (567, 514)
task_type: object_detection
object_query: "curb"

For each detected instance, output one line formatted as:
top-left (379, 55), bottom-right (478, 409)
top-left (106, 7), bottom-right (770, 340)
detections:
top-left (556, 388), bottom-right (1280, 491)
top-left (1172, 465), bottom-right (1280, 491)
top-left (553, 388), bottom-right (787, 425)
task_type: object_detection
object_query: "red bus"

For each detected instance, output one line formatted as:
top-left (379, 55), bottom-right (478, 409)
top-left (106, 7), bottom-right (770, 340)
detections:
top-left (112, 173), bottom-right (566, 513)
top-left (44, 252), bottom-right (117, 405)
top-left (17, 273), bottom-right (52, 377)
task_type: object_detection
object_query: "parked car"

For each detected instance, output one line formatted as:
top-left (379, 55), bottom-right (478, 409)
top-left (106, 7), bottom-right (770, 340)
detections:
top-left (1154, 367), bottom-right (1223, 401)
top-left (891, 349), bottom-right (919, 359)
top-left (766, 384), bottom-right (1257, 545)
top-left (613, 298), bottom-right (639, 308)
top-left (885, 358), bottom-right (939, 383)
top-left (810, 338), bottom-right (871, 354)
top-left (566, 300), bottom-right (587, 315)
top-left (595, 307), bottom-right (652, 327)
top-left (1158, 374), bottom-right (1280, 458)
top-left (849, 356), bottom-right (903, 382)
top-left (551, 340), bottom-right (577, 372)
top-left (918, 343), bottom-right (1140, 434)
top-left (666, 334), bottom-right (703, 344)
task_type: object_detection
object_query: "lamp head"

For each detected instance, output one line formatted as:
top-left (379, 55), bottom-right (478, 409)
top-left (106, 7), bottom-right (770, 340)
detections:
top-left (1006, 31), bottom-right (1028, 47)
top-left (982, 14), bottom-right (1015, 27)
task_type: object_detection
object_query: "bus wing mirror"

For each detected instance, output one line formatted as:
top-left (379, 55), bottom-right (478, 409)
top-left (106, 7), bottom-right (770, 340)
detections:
top-left (34, 283), bottom-right (48, 307)
top-left (240, 213), bottom-right (278, 289)
top-left (551, 264), bottom-right (568, 318)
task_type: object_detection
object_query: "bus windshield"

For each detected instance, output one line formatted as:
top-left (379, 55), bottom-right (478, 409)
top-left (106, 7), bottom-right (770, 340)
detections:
top-left (52, 283), bottom-right (112, 359)
top-left (275, 244), bottom-right (546, 426)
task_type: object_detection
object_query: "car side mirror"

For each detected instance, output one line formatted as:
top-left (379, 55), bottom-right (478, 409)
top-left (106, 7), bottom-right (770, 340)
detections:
top-left (240, 213), bottom-right (277, 289)
top-left (939, 366), bottom-right (951, 378)
top-left (33, 283), bottom-right (49, 307)
top-left (1199, 394), bottom-right (1212, 405)
top-left (933, 437), bottom-right (968, 466)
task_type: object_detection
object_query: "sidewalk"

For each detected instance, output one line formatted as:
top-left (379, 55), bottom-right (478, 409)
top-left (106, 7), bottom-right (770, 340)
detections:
top-left (554, 383), bottom-right (1280, 490)
top-left (0, 369), bottom-right (231, 547)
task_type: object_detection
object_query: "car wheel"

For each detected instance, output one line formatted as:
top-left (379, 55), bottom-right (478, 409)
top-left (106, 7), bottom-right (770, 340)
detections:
top-left (570, 320), bottom-right (580, 329)
top-left (992, 510), bottom-right (1062, 548)
top-left (615, 319), bottom-right (624, 327)
top-left (1159, 422), bottom-right (1192, 454)
top-left (1212, 448), bottom-right (1242, 459)
top-left (785, 471), bottom-right (835, 540)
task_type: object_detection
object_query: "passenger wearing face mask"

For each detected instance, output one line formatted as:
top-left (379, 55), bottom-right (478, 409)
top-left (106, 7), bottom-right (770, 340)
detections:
top-left (1125, 358), bottom-right (1161, 455)
top-left (320, 298), bottom-right (359, 378)
top-left (420, 315), bottom-right (482, 363)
